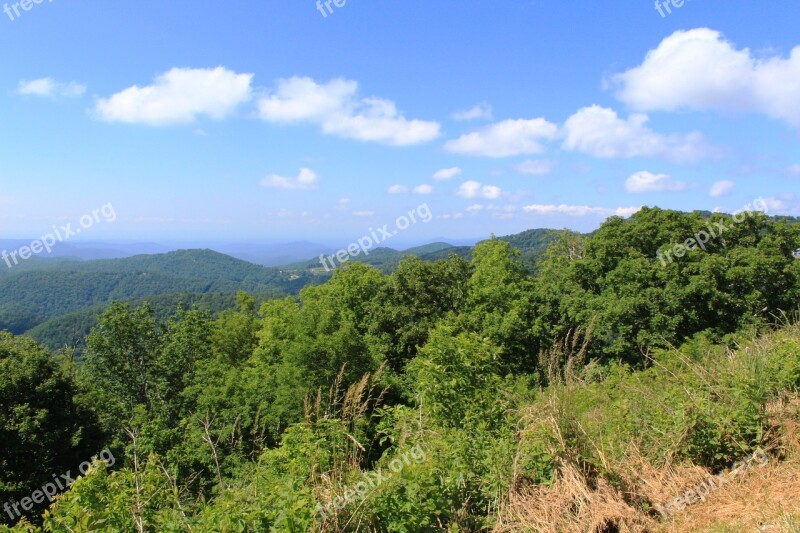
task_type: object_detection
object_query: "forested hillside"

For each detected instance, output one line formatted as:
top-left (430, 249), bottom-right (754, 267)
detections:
top-left (0, 250), bottom-right (316, 335)
top-left (1, 207), bottom-right (799, 531)
top-left (2, 233), bottom-right (560, 350)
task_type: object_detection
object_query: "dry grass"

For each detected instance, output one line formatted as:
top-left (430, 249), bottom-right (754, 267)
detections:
top-left (494, 389), bottom-right (800, 532)
top-left (658, 460), bottom-right (800, 533)
top-left (493, 444), bottom-right (714, 533)
top-left (494, 449), bottom-right (800, 533)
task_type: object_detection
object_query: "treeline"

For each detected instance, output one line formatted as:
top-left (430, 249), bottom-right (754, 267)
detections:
top-left (1, 207), bottom-right (799, 530)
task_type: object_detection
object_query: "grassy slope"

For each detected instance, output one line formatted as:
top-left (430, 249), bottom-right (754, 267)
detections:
top-left (494, 322), bottom-right (800, 532)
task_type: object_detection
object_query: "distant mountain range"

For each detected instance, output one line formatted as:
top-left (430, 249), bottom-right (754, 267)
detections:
top-left (0, 228), bottom-right (565, 351)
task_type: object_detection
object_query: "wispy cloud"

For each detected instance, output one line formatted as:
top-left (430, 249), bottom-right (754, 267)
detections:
top-left (457, 180), bottom-right (502, 199)
top-left (451, 102), bottom-right (493, 121)
top-left (516, 159), bottom-right (556, 176)
top-left (445, 118), bottom-right (559, 157)
top-left (523, 204), bottom-right (642, 217)
top-left (709, 180), bottom-right (735, 198)
top-left (625, 171), bottom-right (687, 193)
top-left (432, 167), bottom-right (462, 181)
top-left (17, 78), bottom-right (86, 98)
top-left (260, 168), bottom-right (319, 190)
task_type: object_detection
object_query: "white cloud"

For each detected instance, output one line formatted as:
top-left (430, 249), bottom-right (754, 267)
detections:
top-left (758, 194), bottom-right (800, 215)
top-left (709, 180), bottom-right (735, 198)
top-left (625, 171), bottom-right (687, 193)
top-left (482, 185), bottom-right (502, 199)
top-left (352, 211), bottom-right (376, 217)
top-left (523, 204), bottom-right (642, 217)
top-left (95, 67), bottom-right (253, 126)
top-left (388, 184), bottom-right (408, 194)
top-left (487, 205), bottom-right (517, 220)
top-left (786, 164), bottom-right (800, 178)
top-left (613, 28), bottom-right (800, 127)
top-left (466, 204), bottom-right (484, 215)
top-left (437, 212), bottom-right (466, 220)
top-left (451, 102), bottom-right (493, 121)
top-left (260, 168), bottom-right (319, 190)
top-left (444, 118), bottom-right (559, 158)
top-left (457, 180), bottom-right (502, 199)
top-left (17, 78), bottom-right (86, 98)
top-left (257, 76), bottom-right (440, 146)
top-left (563, 105), bottom-right (712, 163)
top-left (412, 184), bottom-right (434, 195)
top-left (432, 167), bottom-right (462, 181)
top-left (516, 159), bottom-right (556, 176)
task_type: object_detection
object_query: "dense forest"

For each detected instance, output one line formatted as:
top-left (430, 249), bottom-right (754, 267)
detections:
top-left (2, 207), bottom-right (800, 531)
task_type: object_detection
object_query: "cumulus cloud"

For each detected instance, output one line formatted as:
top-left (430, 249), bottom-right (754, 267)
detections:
top-left (445, 103), bottom-right (713, 163)
top-left (466, 204), bottom-right (484, 215)
top-left (432, 167), bottom-right (462, 181)
top-left (523, 204), bottom-right (642, 217)
top-left (260, 168), bottom-right (319, 190)
top-left (451, 102), bottom-right (493, 121)
top-left (95, 67), bottom-right (253, 125)
top-left (457, 180), bottom-right (502, 199)
top-left (709, 180), bottom-right (735, 198)
top-left (564, 105), bottom-right (712, 163)
top-left (257, 77), bottom-right (440, 146)
top-left (625, 171), bottom-right (687, 193)
top-left (388, 184), bottom-right (408, 194)
top-left (352, 211), bottom-right (376, 217)
top-left (413, 184), bottom-right (434, 195)
top-left (613, 28), bottom-right (800, 127)
top-left (516, 159), bottom-right (556, 176)
top-left (17, 78), bottom-right (86, 98)
top-left (444, 118), bottom-right (559, 158)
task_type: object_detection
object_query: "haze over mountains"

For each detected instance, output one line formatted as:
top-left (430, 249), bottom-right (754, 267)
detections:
top-left (0, 238), bottom-right (483, 266)
top-left (0, 228), bottom-right (560, 351)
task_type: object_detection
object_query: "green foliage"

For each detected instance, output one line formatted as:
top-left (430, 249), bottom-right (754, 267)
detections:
top-left (533, 207), bottom-right (800, 364)
top-left (408, 325), bottom-right (507, 431)
top-left (1, 211), bottom-right (799, 530)
top-left (515, 326), bottom-right (800, 490)
top-left (0, 249), bottom-right (311, 336)
top-left (0, 333), bottom-right (102, 525)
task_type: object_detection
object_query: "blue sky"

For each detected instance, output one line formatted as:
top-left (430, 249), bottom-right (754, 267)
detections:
top-left (1, 0), bottom-right (799, 247)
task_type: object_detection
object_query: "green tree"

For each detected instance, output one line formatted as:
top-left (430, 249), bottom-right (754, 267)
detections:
top-left (0, 333), bottom-right (102, 525)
